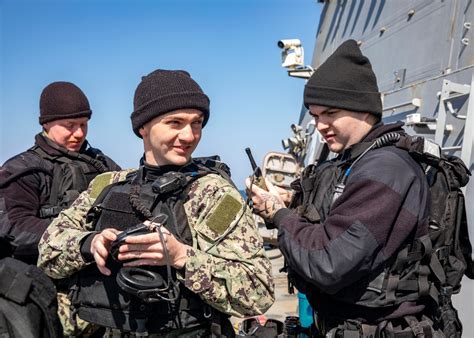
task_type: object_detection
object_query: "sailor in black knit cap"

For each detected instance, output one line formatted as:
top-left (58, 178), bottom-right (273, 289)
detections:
top-left (246, 40), bottom-right (455, 336)
top-left (38, 68), bottom-right (274, 337)
top-left (0, 80), bottom-right (120, 335)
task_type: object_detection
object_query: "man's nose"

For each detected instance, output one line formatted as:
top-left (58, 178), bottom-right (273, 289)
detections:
top-left (179, 124), bottom-right (195, 142)
top-left (316, 118), bottom-right (329, 132)
top-left (73, 126), bottom-right (85, 138)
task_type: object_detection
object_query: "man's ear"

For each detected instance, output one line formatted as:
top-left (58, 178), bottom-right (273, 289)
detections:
top-left (139, 126), bottom-right (147, 138)
top-left (365, 113), bottom-right (378, 125)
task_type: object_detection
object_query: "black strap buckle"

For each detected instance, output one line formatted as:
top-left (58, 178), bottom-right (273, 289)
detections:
top-left (39, 206), bottom-right (62, 218)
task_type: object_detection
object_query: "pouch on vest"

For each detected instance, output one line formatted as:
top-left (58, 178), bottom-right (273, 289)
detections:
top-left (0, 257), bottom-right (63, 338)
top-left (291, 160), bottom-right (342, 223)
top-left (46, 162), bottom-right (88, 215)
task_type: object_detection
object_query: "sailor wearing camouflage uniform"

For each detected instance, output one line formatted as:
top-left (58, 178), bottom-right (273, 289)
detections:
top-left (38, 69), bottom-right (275, 337)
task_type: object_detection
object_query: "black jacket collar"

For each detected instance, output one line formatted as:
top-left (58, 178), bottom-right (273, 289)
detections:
top-left (35, 132), bottom-right (89, 157)
top-left (339, 122), bottom-right (405, 161)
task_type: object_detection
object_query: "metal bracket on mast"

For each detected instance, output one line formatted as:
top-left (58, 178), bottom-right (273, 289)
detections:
top-left (435, 78), bottom-right (472, 160)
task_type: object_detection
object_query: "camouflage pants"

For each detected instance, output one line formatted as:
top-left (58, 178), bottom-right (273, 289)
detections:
top-left (57, 291), bottom-right (102, 337)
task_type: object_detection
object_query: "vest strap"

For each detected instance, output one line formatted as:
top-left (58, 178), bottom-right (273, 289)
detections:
top-left (39, 206), bottom-right (62, 218)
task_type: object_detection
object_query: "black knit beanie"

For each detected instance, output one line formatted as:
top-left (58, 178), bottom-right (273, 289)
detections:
top-left (39, 82), bottom-right (92, 125)
top-left (131, 69), bottom-right (210, 138)
top-left (304, 40), bottom-right (382, 117)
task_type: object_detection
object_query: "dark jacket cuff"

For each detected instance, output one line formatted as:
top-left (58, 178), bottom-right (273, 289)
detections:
top-left (272, 208), bottom-right (293, 229)
top-left (80, 233), bottom-right (97, 262)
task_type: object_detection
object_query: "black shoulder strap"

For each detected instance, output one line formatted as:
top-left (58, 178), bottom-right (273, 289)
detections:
top-left (0, 147), bottom-right (54, 188)
top-left (32, 140), bottom-right (108, 173)
top-left (0, 166), bottom-right (52, 188)
top-left (191, 156), bottom-right (235, 188)
top-left (30, 144), bottom-right (68, 163)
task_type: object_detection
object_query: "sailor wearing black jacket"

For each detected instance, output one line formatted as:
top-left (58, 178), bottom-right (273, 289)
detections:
top-left (246, 40), bottom-right (445, 336)
top-left (0, 82), bottom-right (120, 265)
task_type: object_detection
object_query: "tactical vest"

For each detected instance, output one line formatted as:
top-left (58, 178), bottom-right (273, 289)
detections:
top-left (293, 133), bottom-right (473, 315)
top-left (0, 141), bottom-right (110, 220)
top-left (29, 142), bottom-right (110, 219)
top-left (0, 140), bottom-right (113, 252)
top-left (70, 158), bottom-right (232, 334)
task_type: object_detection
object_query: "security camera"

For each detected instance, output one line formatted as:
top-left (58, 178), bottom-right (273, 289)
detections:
top-left (277, 39), bottom-right (302, 49)
top-left (278, 38), bottom-right (304, 69)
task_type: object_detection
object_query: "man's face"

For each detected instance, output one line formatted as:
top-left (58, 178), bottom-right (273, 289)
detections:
top-left (309, 105), bottom-right (373, 153)
top-left (43, 117), bottom-right (89, 152)
top-left (140, 109), bottom-right (204, 166)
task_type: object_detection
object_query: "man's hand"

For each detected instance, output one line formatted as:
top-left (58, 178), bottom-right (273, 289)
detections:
top-left (273, 184), bottom-right (293, 206)
top-left (116, 228), bottom-right (190, 269)
top-left (245, 177), bottom-right (286, 222)
top-left (90, 228), bottom-right (120, 276)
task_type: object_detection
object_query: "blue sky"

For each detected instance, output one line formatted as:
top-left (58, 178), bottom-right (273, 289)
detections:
top-left (0, 0), bottom-right (322, 188)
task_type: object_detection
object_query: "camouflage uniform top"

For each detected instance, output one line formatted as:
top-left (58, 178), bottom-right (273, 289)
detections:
top-left (38, 168), bottom-right (275, 317)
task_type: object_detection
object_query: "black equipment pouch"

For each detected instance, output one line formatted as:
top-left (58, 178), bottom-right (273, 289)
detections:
top-left (237, 317), bottom-right (284, 338)
top-left (292, 160), bottom-right (341, 223)
top-left (0, 257), bottom-right (63, 338)
top-left (42, 161), bottom-right (90, 218)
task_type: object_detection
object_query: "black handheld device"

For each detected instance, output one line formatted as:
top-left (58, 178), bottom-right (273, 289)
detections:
top-left (110, 223), bottom-right (150, 261)
top-left (245, 147), bottom-right (267, 190)
top-left (152, 172), bottom-right (187, 195)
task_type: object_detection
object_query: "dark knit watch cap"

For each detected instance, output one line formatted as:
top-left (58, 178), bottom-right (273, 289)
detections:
top-left (131, 69), bottom-right (210, 138)
top-left (304, 39), bottom-right (382, 117)
top-left (39, 82), bottom-right (92, 125)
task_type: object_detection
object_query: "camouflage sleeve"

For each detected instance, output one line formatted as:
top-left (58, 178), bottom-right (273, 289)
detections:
top-left (37, 170), bottom-right (134, 279)
top-left (183, 174), bottom-right (275, 317)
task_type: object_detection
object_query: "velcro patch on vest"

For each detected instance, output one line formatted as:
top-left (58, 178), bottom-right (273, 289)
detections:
top-left (90, 173), bottom-right (113, 199)
top-left (206, 193), bottom-right (242, 235)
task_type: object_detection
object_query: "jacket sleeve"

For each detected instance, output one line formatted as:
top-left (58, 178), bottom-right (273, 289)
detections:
top-left (0, 158), bottom-right (51, 259)
top-left (37, 170), bottom-right (131, 278)
top-left (274, 149), bottom-right (428, 294)
top-left (182, 174), bottom-right (275, 317)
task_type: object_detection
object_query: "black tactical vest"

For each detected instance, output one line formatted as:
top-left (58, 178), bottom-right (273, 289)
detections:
top-left (292, 133), bottom-right (473, 314)
top-left (0, 141), bottom-right (111, 220)
top-left (0, 138), bottom-right (116, 256)
top-left (29, 142), bottom-right (111, 219)
top-left (71, 158), bottom-right (232, 333)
